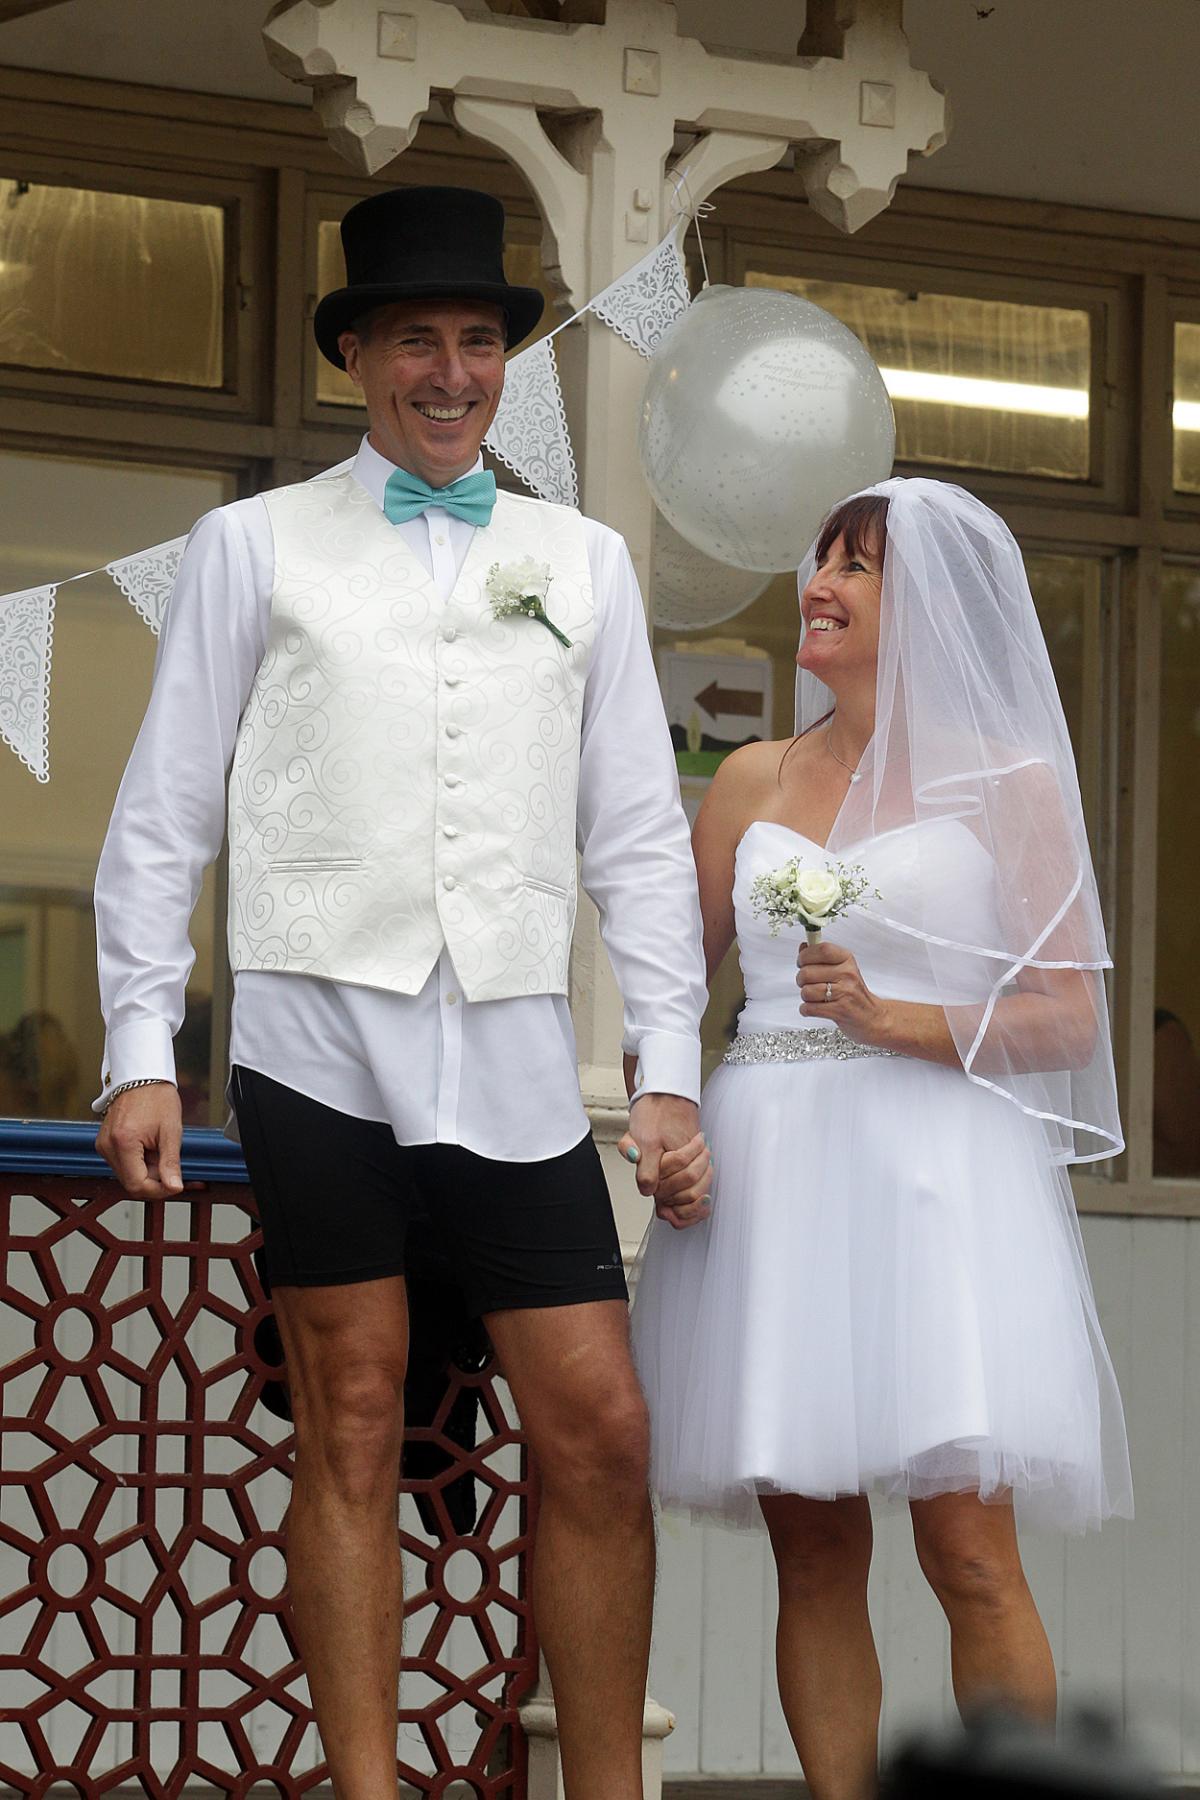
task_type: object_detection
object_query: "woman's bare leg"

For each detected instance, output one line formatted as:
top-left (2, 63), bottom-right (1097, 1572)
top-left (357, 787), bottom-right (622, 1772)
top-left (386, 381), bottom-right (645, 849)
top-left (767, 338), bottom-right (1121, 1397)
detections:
top-left (910, 1491), bottom-right (1056, 1723)
top-left (760, 1493), bottom-right (881, 1800)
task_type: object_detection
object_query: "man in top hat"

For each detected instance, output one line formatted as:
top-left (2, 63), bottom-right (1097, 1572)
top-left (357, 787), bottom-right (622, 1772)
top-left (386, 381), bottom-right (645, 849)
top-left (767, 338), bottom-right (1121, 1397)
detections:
top-left (93, 186), bottom-right (711, 1799)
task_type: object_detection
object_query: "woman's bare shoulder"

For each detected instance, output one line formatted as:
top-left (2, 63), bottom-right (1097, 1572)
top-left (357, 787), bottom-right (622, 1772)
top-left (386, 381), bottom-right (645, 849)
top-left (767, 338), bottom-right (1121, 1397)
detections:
top-left (697, 738), bottom-right (793, 840)
top-left (712, 737), bottom-right (795, 796)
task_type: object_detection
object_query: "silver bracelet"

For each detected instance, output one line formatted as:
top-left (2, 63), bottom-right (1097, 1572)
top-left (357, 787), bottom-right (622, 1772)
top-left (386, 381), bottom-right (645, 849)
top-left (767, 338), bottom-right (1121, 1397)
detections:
top-left (102, 1076), bottom-right (174, 1112)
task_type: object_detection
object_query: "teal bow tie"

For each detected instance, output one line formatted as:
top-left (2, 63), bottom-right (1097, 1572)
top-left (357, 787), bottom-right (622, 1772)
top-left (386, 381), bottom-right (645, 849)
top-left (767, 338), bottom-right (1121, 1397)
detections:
top-left (382, 466), bottom-right (497, 529)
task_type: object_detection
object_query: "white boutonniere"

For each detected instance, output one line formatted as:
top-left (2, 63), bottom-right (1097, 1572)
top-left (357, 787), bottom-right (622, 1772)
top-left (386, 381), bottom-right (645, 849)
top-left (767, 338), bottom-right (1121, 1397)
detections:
top-left (485, 557), bottom-right (573, 649)
top-left (749, 857), bottom-right (878, 945)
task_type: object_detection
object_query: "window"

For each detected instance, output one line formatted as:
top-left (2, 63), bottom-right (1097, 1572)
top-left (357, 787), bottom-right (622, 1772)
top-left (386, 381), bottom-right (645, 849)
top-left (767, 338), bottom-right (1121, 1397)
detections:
top-left (1173, 321), bottom-right (1200, 494)
top-left (0, 451), bottom-right (236, 1123)
top-left (0, 178), bottom-right (225, 388)
top-left (742, 269), bottom-right (1093, 481)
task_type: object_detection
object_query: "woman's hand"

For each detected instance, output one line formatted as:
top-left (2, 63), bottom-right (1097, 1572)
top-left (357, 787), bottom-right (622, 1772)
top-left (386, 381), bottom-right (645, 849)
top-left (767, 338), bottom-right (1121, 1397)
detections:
top-left (796, 938), bottom-right (893, 1047)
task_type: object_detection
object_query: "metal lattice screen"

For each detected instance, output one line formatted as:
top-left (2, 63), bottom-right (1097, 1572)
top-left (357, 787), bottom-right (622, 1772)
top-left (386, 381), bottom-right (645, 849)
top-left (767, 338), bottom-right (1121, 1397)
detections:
top-left (0, 1177), bottom-right (536, 1797)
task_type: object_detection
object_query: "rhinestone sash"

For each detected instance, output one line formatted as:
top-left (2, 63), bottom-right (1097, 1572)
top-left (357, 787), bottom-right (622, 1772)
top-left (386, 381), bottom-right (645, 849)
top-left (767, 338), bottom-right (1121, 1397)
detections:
top-left (723, 1026), bottom-right (898, 1066)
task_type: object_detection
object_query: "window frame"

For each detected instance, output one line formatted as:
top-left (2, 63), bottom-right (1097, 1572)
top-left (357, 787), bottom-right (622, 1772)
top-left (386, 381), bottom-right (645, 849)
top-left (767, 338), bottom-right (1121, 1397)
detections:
top-left (0, 153), bottom-right (265, 415)
top-left (730, 237), bottom-right (1123, 506)
top-left (1168, 293), bottom-right (1200, 509)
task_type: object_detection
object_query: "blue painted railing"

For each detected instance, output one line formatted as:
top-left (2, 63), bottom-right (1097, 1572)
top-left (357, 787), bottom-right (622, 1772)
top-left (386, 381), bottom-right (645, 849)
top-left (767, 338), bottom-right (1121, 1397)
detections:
top-left (0, 1119), bottom-right (248, 1182)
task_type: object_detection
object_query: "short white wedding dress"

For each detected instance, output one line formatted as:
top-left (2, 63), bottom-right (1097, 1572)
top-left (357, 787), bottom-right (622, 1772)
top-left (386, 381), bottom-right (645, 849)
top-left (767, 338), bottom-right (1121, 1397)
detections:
top-left (631, 816), bottom-right (1133, 1533)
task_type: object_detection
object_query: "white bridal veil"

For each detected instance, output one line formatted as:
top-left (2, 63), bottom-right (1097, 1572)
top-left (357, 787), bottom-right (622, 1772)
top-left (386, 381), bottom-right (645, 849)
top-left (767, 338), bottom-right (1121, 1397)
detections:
top-left (795, 477), bottom-right (1122, 1168)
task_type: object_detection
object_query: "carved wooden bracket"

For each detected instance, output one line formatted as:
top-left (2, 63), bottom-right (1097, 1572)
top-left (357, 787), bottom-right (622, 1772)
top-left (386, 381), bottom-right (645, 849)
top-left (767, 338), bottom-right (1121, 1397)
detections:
top-left (263, 0), bottom-right (948, 308)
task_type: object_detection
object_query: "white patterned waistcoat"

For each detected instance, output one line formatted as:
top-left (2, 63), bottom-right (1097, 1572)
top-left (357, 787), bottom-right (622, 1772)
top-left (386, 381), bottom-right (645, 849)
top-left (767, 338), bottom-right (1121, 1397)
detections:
top-left (226, 471), bottom-right (595, 1001)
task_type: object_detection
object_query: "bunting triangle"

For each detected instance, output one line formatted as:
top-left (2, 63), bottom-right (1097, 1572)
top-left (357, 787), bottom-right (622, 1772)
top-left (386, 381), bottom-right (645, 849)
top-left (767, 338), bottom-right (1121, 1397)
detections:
top-left (0, 584), bottom-right (56, 782)
top-left (589, 232), bottom-right (690, 358)
top-left (106, 536), bottom-right (189, 636)
top-left (485, 335), bottom-right (579, 508)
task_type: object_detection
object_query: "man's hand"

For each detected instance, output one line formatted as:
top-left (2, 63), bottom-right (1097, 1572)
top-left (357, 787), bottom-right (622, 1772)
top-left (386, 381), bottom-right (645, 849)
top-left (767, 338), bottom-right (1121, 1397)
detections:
top-left (96, 1083), bottom-right (185, 1200)
top-left (617, 1093), bottom-right (713, 1231)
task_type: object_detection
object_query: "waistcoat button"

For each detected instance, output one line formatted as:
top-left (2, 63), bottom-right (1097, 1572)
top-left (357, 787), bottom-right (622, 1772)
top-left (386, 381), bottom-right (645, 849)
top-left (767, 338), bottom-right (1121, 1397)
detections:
top-left (443, 875), bottom-right (457, 891)
top-left (443, 825), bottom-right (459, 839)
top-left (442, 626), bottom-right (458, 642)
top-left (445, 723), bottom-right (461, 739)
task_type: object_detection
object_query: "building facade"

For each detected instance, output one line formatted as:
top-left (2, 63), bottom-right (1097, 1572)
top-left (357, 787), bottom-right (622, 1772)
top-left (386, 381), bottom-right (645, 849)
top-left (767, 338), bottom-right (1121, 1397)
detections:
top-left (1, 0), bottom-right (1199, 1787)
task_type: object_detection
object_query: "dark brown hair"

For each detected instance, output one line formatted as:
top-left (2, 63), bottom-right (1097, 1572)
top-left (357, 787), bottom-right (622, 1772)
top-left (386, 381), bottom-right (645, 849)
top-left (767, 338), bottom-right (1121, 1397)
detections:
top-left (813, 491), bottom-right (890, 568)
top-left (779, 492), bottom-right (890, 777)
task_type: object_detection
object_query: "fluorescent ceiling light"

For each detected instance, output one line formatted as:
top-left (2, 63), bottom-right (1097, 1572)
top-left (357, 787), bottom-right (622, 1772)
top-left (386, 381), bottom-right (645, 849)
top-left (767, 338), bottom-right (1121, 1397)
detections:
top-left (880, 367), bottom-right (1088, 419)
top-left (878, 365), bottom-right (1200, 432)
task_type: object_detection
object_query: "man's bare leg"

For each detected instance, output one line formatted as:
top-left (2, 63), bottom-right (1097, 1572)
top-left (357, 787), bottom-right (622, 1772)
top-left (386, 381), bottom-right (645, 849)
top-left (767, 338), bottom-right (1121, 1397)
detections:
top-left (272, 1275), bottom-right (410, 1800)
top-left (486, 1299), bottom-right (653, 1800)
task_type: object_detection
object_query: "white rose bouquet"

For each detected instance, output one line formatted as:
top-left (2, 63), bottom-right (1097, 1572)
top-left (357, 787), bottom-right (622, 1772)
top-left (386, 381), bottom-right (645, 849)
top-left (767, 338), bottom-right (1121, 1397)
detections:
top-left (486, 556), bottom-right (573, 649)
top-left (749, 856), bottom-right (877, 945)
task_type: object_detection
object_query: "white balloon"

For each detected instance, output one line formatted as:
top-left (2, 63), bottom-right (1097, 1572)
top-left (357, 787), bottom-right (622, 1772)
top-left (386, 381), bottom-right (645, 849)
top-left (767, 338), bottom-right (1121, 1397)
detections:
top-left (638, 284), bottom-right (896, 573)
top-left (651, 513), bottom-right (772, 631)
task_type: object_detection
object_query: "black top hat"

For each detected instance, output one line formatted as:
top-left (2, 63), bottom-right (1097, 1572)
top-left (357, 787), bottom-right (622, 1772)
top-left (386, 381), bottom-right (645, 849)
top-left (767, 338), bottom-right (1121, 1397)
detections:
top-left (313, 186), bottom-right (545, 369)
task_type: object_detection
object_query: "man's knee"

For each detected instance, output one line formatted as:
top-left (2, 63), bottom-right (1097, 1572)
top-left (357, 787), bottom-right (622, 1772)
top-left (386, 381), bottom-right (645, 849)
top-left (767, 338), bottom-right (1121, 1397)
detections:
top-left (291, 1356), bottom-right (407, 1505)
top-left (536, 1381), bottom-right (651, 1513)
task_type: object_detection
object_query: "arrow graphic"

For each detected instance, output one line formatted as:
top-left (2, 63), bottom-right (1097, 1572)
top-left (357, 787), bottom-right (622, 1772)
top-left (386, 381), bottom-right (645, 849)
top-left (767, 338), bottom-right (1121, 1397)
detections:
top-left (695, 680), bottom-right (762, 721)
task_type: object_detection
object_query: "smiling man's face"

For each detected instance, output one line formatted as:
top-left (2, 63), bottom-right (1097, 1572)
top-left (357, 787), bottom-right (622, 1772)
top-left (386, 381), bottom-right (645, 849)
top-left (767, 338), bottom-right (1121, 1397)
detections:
top-left (339, 298), bottom-right (507, 487)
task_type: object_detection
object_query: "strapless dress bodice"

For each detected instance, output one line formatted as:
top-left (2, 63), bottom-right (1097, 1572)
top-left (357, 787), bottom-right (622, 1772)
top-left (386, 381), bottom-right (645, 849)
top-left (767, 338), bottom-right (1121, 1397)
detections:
top-left (733, 817), bottom-right (1001, 1035)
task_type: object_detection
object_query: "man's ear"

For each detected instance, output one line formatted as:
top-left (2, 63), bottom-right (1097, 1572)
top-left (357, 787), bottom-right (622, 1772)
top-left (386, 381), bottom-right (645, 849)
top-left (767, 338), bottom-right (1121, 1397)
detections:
top-left (338, 332), bottom-right (364, 385)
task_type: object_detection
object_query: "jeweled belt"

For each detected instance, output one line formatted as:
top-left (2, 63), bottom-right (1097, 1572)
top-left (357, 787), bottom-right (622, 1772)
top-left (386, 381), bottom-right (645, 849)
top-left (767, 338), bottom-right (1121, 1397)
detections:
top-left (723, 1026), bottom-right (899, 1066)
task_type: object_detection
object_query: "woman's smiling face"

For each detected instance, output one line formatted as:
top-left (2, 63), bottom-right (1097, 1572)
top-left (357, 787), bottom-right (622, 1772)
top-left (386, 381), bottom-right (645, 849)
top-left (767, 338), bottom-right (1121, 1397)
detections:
top-left (796, 527), bottom-right (885, 691)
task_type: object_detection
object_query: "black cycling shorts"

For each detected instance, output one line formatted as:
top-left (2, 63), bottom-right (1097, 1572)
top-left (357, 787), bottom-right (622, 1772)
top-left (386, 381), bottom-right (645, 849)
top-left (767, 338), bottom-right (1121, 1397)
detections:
top-left (231, 1064), bottom-right (628, 1318)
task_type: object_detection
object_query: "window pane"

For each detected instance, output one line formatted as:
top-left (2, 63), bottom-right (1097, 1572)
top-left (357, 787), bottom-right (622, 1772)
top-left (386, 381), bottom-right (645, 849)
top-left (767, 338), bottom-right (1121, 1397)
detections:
top-left (1173, 321), bottom-right (1200, 493)
top-left (1155, 565), bottom-right (1200, 1178)
top-left (744, 272), bottom-right (1091, 480)
top-left (0, 179), bottom-right (224, 387)
top-left (314, 218), bottom-right (557, 407)
top-left (0, 452), bottom-right (235, 1123)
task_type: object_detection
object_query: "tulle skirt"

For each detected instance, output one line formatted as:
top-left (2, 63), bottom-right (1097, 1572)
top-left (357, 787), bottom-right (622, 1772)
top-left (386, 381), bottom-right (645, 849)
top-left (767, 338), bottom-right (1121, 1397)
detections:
top-left (630, 1053), bottom-right (1132, 1533)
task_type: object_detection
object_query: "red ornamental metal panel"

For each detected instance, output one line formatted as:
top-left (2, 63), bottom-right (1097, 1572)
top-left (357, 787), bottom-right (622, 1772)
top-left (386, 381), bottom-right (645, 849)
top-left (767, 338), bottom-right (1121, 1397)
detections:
top-left (0, 1177), bottom-right (537, 1798)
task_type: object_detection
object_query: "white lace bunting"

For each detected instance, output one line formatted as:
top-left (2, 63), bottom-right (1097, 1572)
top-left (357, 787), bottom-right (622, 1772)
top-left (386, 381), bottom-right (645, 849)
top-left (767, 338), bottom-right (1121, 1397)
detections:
top-left (0, 584), bottom-right (56, 782)
top-left (106, 537), bottom-right (189, 636)
top-left (589, 231), bottom-right (690, 358)
top-left (485, 335), bottom-right (578, 508)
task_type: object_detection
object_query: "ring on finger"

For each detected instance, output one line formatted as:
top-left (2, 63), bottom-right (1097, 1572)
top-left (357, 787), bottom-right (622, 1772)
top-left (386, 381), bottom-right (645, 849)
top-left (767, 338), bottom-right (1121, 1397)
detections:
top-left (824, 980), bottom-right (833, 1003)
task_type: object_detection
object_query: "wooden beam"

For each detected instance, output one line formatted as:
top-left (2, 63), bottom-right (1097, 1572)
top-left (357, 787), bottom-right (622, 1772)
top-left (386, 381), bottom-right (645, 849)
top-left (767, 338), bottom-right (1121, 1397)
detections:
top-left (0, 0), bottom-right (74, 19)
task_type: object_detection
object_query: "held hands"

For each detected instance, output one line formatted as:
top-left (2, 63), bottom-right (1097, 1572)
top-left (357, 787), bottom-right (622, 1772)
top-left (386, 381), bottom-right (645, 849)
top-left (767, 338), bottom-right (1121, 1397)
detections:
top-left (796, 938), bottom-right (892, 1045)
top-left (617, 1093), bottom-right (713, 1231)
top-left (96, 1082), bottom-right (186, 1200)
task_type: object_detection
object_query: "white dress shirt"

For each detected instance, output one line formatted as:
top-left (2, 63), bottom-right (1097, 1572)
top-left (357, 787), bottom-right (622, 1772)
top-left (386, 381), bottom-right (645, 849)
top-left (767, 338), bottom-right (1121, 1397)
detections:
top-left (94, 438), bottom-right (706, 1160)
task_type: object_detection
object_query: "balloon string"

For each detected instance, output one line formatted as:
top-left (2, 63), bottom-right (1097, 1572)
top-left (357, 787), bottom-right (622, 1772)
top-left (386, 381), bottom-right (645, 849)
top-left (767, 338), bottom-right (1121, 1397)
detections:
top-left (668, 167), bottom-right (714, 289)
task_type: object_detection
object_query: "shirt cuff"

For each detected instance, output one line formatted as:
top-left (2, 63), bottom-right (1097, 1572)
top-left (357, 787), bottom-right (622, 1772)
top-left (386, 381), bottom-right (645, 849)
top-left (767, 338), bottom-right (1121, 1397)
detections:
top-left (628, 1030), bottom-right (702, 1109)
top-left (93, 1019), bottom-right (178, 1115)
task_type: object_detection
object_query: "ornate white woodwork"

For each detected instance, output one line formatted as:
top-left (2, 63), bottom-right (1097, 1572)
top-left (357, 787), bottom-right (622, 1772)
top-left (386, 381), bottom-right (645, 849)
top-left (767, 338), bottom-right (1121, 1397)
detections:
top-left (266, 2), bottom-right (946, 305)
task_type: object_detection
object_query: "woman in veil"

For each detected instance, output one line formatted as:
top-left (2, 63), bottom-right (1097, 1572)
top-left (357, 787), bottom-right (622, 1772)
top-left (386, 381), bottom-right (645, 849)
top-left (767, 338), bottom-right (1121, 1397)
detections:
top-left (631, 478), bottom-right (1131, 1800)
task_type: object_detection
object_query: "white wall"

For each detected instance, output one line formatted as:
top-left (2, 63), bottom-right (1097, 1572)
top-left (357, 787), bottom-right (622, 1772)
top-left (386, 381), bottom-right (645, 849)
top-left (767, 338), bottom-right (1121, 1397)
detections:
top-left (649, 1215), bottom-right (1200, 1783)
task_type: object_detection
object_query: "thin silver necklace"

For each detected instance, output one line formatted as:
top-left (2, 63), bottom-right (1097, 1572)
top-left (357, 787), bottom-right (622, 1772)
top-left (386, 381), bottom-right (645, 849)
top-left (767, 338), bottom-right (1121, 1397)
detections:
top-left (825, 721), bottom-right (863, 783)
